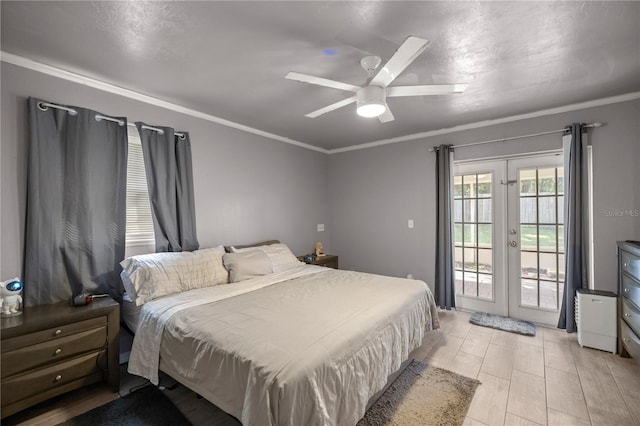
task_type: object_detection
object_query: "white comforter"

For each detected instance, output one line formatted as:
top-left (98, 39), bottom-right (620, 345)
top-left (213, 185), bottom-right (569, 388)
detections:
top-left (128, 265), bottom-right (439, 426)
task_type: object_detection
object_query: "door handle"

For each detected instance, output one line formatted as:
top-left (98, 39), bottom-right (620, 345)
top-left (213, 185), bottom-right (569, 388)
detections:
top-left (509, 240), bottom-right (518, 247)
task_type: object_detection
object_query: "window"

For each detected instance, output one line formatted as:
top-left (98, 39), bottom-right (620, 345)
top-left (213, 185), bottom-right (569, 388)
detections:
top-left (125, 131), bottom-right (155, 247)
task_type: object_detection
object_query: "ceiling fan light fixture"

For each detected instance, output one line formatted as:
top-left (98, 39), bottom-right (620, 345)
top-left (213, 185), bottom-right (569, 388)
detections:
top-left (356, 86), bottom-right (386, 118)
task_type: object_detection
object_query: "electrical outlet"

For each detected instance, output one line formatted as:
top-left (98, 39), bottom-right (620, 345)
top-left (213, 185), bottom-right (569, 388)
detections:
top-left (408, 219), bottom-right (414, 229)
top-left (317, 224), bottom-right (325, 232)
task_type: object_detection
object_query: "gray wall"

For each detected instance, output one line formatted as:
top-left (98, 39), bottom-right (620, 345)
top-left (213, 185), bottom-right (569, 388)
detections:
top-left (328, 100), bottom-right (640, 294)
top-left (0, 62), bottom-right (330, 279)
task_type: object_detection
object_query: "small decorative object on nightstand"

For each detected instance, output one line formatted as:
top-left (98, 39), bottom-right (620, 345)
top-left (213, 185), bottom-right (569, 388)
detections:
top-left (315, 242), bottom-right (325, 257)
top-left (0, 296), bottom-right (119, 418)
top-left (298, 254), bottom-right (339, 270)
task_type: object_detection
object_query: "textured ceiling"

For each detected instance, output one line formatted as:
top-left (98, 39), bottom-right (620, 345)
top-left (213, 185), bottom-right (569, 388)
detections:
top-left (2, 1), bottom-right (639, 150)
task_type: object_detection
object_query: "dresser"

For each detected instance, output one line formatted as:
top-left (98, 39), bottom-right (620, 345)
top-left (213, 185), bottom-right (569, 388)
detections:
top-left (1, 297), bottom-right (119, 418)
top-left (618, 241), bottom-right (640, 363)
top-left (298, 254), bottom-right (339, 269)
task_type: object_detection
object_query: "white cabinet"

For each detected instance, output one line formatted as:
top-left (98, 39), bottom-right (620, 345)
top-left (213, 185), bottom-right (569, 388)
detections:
top-left (575, 289), bottom-right (617, 353)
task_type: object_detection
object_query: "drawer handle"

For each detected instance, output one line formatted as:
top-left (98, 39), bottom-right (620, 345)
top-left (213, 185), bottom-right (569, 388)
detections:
top-left (54, 374), bottom-right (62, 382)
top-left (624, 313), bottom-right (632, 318)
top-left (55, 329), bottom-right (62, 335)
top-left (623, 338), bottom-right (630, 343)
top-left (624, 262), bottom-right (629, 268)
top-left (624, 288), bottom-right (630, 293)
top-left (55, 348), bottom-right (62, 355)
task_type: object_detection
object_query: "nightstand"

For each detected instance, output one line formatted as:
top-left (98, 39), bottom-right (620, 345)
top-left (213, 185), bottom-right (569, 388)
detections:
top-left (298, 254), bottom-right (339, 269)
top-left (1, 297), bottom-right (119, 418)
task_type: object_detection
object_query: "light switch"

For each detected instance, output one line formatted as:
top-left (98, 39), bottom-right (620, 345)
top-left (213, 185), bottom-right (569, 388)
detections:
top-left (408, 219), bottom-right (414, 229)
top-left (317, 224), bottom-right (325, 232)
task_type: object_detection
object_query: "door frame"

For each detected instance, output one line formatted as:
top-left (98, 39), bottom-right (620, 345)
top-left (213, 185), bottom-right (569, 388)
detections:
top-left (454, 150), bottom-right (564, 325)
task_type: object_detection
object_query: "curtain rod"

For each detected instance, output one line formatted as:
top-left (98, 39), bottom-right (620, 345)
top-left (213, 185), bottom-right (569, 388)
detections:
top-left (37, 101), bottom-right (185, 139)
top-left (429, 122), bottom-right (602, 152)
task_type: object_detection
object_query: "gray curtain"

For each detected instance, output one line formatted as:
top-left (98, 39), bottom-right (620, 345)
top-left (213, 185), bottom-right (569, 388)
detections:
top-left (434, 144), bottom-right (455, 309)
top-left (558, 123), bottom-right (589, 331)
top-left (24, 98), bottom-right (128, 306)
top-left (135, 123), bottom-right (199, 252)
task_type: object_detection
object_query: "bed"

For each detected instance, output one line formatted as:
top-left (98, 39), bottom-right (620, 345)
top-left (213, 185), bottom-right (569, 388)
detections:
top-left (122, 243), bottom-right (439, 426)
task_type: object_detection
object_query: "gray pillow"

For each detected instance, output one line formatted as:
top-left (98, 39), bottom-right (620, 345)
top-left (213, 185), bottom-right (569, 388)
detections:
top-left (224, 239), bottom-right (280, 253)
top-left (223, 250), bottom-right (274, 283)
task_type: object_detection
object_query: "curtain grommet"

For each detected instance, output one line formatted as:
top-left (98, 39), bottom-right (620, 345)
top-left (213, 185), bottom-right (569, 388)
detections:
top-left (37, 102), bottom-right (48, 112)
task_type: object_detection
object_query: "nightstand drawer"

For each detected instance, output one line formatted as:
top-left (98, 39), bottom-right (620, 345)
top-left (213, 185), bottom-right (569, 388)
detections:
top-left (1, 326), bottom-right (106, 377)
top-left (2, 316), bottom-right (106, 352)
top-left (1, 350), bottom-right (105, 407)
top-left (621, 250), bottom-right (640, 281)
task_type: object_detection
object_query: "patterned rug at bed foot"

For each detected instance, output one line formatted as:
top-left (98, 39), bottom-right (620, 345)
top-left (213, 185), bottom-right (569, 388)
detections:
top-left (56, 384), bottom-right (191, 426)
top-left (469, 312), bottom-right (537, 336)
top-left (358, 361), bottom-right (480, 426)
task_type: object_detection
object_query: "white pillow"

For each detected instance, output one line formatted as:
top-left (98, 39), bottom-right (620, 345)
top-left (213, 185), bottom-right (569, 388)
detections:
top-left (232, 243), bottom-right (302, 273)
top-left (223, 251), bottom-right (273, 283)
top-left (120, 246), bottom-right (228, 306)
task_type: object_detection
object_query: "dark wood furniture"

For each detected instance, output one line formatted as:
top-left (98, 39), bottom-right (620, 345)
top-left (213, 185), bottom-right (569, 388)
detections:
top-left (618, 241), bottom-right (640, 363)
top-left (298, 254), bottom-right (339, 269)
top-left (1, 297), bottom-right (119, 418)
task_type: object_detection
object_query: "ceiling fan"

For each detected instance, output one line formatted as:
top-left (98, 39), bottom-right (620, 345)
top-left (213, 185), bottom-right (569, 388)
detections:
top-left (285, 36), bottom-right (467, 123)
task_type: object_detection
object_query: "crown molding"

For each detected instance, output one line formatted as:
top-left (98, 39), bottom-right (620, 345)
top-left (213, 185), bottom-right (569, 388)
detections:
top-left (328, 91), bottom-right (640, 154)
top-left (1, 51), bottom-right (328, 154)
top-left (3, 51), bottom-right (638, 156)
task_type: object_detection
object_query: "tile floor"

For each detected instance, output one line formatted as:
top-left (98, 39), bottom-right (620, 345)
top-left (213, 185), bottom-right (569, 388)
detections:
top-left (417, 310), bottom-right (640, 426)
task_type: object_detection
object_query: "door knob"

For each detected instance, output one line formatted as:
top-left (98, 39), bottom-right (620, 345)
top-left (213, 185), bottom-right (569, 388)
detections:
top-left (509, 229), bottom-right (517, 235)
top-left (509, 240), bottom-right (518, 247)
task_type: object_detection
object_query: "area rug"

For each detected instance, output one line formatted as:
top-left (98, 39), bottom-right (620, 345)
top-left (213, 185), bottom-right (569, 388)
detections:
top-left (358, 361), bottom-right (480, 426)
top-left (469, 312), bottom-right (536, 336)
top-left (58, 385), bottom-right (190, 426)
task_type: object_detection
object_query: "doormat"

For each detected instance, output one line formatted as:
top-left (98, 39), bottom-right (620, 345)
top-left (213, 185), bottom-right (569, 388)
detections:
top-left (469, 312), bottom-right (536, 336)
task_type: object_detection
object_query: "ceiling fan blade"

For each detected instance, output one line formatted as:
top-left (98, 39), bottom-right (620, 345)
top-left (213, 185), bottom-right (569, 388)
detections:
top-left (285, 72), bottom-right (360, 93)
top-left (305, 96), bottom-right (357, 118)
top-left (369, 36), bottom-right (430, 87)
top-left (387, 84), bottom-right (468, 97)
top-left (377, 104), bottom-right (395, 123)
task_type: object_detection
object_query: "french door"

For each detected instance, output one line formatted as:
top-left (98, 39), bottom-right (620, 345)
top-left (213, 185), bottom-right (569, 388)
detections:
top-left (454, 154), bottom-right (564, 326)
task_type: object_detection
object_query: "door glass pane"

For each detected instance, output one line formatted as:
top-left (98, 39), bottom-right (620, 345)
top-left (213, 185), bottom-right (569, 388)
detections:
top-left (464, 272), bottom-right (478, 297)
top-left (557, 167), bottom-right (564, 194)
top-left (558, 254), bottom-right (565, 280)
top-left (454, 200), bottom-right (463, 222)
top-left (558, 196), bottom-right (564, 224)
top-left (463, 199), bottom-right (476, 222)
top-left (478, 249), bottom-right (492, 273)
top-left (478, 274), bottom-right (493, 299)
top-left (520, 169), bottom-right (537, 195)
top-left (464, 248), bottom-right (477, 271)
top-left (539, 225), bottom-right (557, 252)
top-left (454, 175), bottom-right (463, 199)
top-left (521, 251), bottom-right (538, 278)
top-left (478, 199), bottom-right (491, 222)
top-left (454, 224), bottom-right (463, 245)
top-left (558, 227), bottom-right (565, 253)
top-left (521, 279), bottom-right (538, 306)
top-left (477, 174), bottom-right (492, 198)
top-left (520, 198), bottom-right (537, 223)
top-left (539, 252), bottom-right (557, 281)
top-left (521, 225), bottom-right (538, 250)
top-left (538, 168), bottom-right (557, 195)
top-left (455, 271), bottom-right (464, 294)
top-left (540, 280), bottom-right (558, 310)
top-left (463, 224), bottom-right (477, 246)
top-left (538, 197), bottom-right (556, 223)
top-left (478, 224), bottom-right (492, 247)
top-left (463, 175), bottom-right (476, 197)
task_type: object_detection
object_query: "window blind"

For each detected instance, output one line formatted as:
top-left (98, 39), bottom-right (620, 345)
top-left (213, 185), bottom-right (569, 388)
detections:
top-left (126, 133), bottom-right (155, 245)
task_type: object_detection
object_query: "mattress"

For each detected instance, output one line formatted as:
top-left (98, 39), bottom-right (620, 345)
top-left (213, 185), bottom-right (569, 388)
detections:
top-left (121, 292), bottom-right (142, 332)
top-left (128, 265), bottom-right (439, 426)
